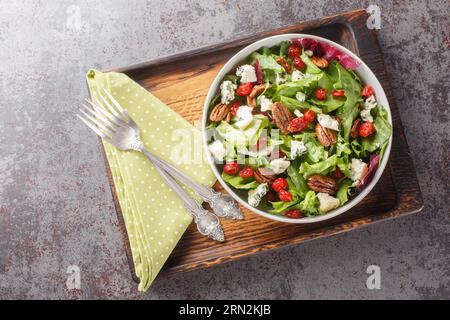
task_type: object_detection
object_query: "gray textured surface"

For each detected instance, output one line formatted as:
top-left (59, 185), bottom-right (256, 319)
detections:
top-left (0, 0), bottom-right (449, 299)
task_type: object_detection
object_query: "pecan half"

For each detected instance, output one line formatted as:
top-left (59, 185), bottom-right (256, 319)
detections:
top-left (310, 56), bottom-right (329, 69)
top-left (271, 102), bottom-right (293, 134)
top-left (225, 112), bottom-right (232, 123)
top-left (275, 56), bottom-right (293, 74)
top-left (350, 119), bottom-right (361, 139)
top-left (307, 175), bottom-right (338, 195)
top-left (315, 123), bottom-right (337, 147)
top-left (254, 169), bottom-right (276, 184)
top-left (209, 103), bottom-right (230, 122)
top-left (249, 84), bottom-right (267, 99)
top-left (247, 96), bottom-right (256, 108)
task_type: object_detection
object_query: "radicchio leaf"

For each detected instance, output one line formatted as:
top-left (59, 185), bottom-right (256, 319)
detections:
top-left (337, 54), bottom-right (360, 70)
top-left (291, 38), bottom-right (318, 51)
top-left (291, 38), bottom-right (361, 70)
top-left (253, 59), bottom-right (263, 84)
top-left (357, 154), bottom-right (380, 191)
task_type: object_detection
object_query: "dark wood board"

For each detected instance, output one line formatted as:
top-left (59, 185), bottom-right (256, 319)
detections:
top-left (101, 9), bottom-right (423, 281)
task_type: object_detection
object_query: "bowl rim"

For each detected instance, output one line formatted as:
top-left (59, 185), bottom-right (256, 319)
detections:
top-left (201, 33), bottom-right (393, 224)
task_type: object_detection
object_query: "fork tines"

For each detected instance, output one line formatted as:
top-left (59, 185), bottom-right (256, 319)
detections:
top-left (77, 88), bottom-right (130, 142)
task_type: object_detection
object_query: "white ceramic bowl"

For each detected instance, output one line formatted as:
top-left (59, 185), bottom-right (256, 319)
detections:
top-left (202, 33), bottom-right (393, 224)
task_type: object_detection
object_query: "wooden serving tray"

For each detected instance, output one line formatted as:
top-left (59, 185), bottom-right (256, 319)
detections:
top-left (104, 9), bottom-right (423, 281)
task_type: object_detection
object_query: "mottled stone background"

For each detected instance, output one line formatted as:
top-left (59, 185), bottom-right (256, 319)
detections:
top-left (0, 0), bottom-right (448, 299)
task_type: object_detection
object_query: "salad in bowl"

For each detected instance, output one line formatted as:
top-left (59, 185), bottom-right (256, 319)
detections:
top-left (203, 34), bottom-right (392, 223)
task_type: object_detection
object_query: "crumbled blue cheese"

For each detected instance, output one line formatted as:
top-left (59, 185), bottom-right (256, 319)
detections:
top-left (349, 158), bottom-right (368, 182)
top-left (259, 95), bottom-right (273, 112)
top-left (234, 105), bottom-right (254, 130)
top-left (248, 183), bottom-right (269, 207)
top-left (220, 80), bottom-right (236, 104)
top-left (291, 70), bottom-right (305, 81)
top-left (239, 144), bottom-right (273, 157)
top-left (290, 140), bottom-right (307, 159)
top-left (236, 64), bottom-right (257, 83)
top-left (317, 193), bottom-right (340, 212)
top-left (294, 109), bottom-right (304, 118)
top-left (295, 92), bottom-right (306, 102)
top-left (269, 157), bottom-right (290, 174)
top-left (317, 113), bottom-right (339, 131)
top-left (361, 95), bottom-right (377, 123)
top-left (208, 140), bottom-right (226, 162)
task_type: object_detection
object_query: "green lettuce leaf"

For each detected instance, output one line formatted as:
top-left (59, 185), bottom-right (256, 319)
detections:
top-left (294, 190), bottom-right (319, 215)
top-left (350, 139), bottom-right (363, 156)
top-left (334, 135), bottom-right (352, 157)
top-left (300, 51), bottom-right (322, 74)
top-left (379, 140), bottom-right (389, 162)
top-left (299, 154), bottom-right (338, 178)
top-left (287, 159), bottom-right (309, 198)
top-left (223, 141), bottom-right (237, 161)
top-left (294, 132), bottom-right (327, 164)
top-left (337, 155), bottom-right (351, 178)
top-left (279, 41), bottom-right (291, 57)
top-left (249, 52), bottom-right (282, 72)
top-left (216, 114), bottom-right (269, 148)
top-left (271, 74), bottom-right (322, 98)
top-left (333, 61), bottom-right (362, 140)
top-left (222, 172), bottom-right (259, 190)
top-left (361, 106), bottom-right (392, 154)
top-left (337, 179), bottom-right (353, 205)
top-left (269, 200), bottom-right (299, 213)
top-left (279, 96), bottom-right (313, 110)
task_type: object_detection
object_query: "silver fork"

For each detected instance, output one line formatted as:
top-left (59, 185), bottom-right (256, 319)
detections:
top-left (77, 88), bottom-right (230, 242)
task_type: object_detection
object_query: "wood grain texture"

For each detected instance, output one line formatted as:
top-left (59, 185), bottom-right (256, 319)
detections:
top-left (102, 9), bottom-right (423, 281)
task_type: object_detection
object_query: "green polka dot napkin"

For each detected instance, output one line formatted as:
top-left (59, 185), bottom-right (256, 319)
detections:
top-left (86, 69), bottom-right (216, 292)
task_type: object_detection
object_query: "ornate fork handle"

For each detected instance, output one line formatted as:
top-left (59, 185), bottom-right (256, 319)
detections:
top-left (137, 144), bottom-right (224, 242)
top-left (137, 145), bottom-right (243, 220)
top-left (184, 205), bottom-right (224, 242)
